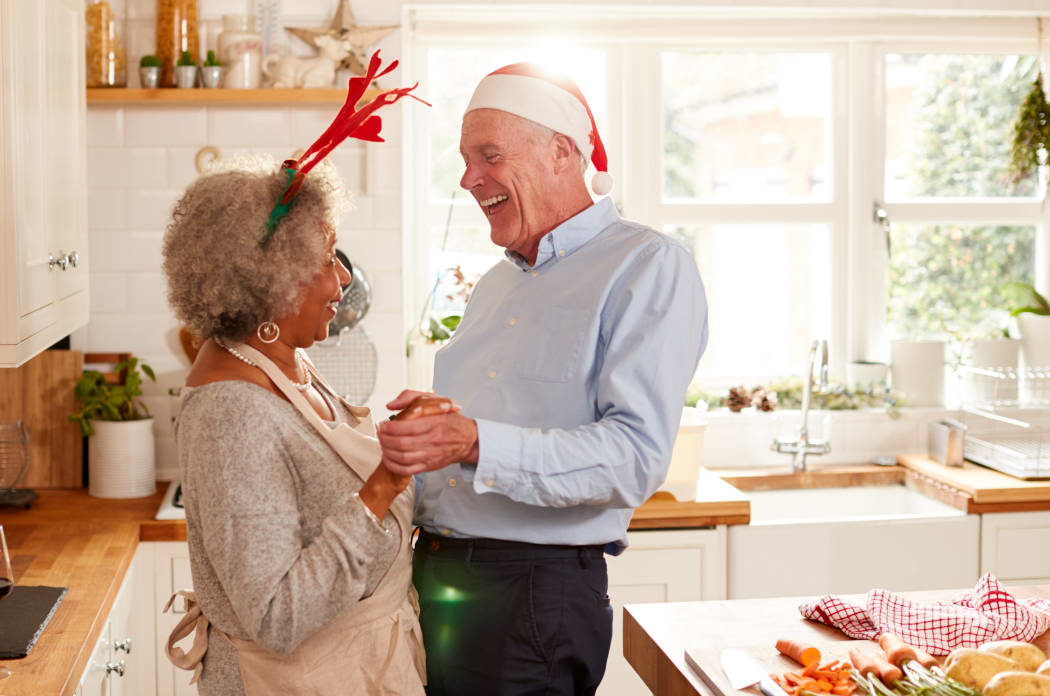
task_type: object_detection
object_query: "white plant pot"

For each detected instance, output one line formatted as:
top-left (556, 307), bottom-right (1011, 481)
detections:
top-left (890, 339), bottom-right (945, 407)
top-left (1017, 315), bottom-right (1050, 370)
top-left (88, 418), bottom-right (156, 499)
top-left (658, 405), bottom-right (708, 501)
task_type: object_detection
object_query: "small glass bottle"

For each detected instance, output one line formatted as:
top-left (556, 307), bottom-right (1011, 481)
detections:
top-left (156, 0), bottom-right (199, 88)
top-left (85, 0), bottom-right (126, 87)
top-left (218, 15), bottom-right (263, 89)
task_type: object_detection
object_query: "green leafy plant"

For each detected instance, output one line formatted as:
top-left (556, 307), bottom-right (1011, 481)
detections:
top-left (176, 50), bottom-right (196, 67)
top-left (69, 357), bottom-right (156, 437)
top-left (1002, 281), bottom-right (1050, 317)
top-left (139, 54), bottom-right (161, 68)
top-left (1010, 74), bottom-right (1050, 185)
top-left (203, 50), bottom-right (221, 67)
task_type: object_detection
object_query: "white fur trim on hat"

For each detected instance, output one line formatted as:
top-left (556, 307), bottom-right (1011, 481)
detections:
top-left (465, 73), bottom-right (594, 161)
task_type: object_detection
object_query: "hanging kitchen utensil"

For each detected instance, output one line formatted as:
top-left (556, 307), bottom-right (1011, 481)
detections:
top-left (0, 421), bottom-right (39, 509)
top-left (305, 325), bottom-right (378, 405)
top-left (330, 249), bottom-right (372, 334)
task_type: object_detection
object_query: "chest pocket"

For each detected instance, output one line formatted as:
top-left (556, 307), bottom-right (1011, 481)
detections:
top-left (517, 306), bottom-right (589, 383)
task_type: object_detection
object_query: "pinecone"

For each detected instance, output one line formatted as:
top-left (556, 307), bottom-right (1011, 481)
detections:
top-left (751, 387), bottom-right (778, 412)
top-left (726, 385), bottom-right (751, 412)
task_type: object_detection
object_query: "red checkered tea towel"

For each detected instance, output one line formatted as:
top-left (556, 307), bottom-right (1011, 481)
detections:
top-left (799, 574), bottom-right (1050, 655)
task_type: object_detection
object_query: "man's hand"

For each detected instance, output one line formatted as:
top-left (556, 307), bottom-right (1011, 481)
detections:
top-left (385, 389), bottom-right (435, 412)
top-left (377, 411), bottom-right (479, 476)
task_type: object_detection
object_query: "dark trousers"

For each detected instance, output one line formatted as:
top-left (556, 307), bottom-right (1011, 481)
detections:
top-left (412, 530), bottom-right (613, 696)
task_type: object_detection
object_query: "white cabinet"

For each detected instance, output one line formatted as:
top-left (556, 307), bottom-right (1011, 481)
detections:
top-left (600, 527), bottom-right (727, 696)
top-left (76, 548), bottom-right (146, 696)
top-left (152, 541), bottom-right (199, 696)
top-left (981, 511), bottom-right (1050, 585)
top-left (0, 0), bottom-right (89, 367)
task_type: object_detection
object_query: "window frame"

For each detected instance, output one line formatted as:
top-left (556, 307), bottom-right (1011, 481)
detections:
top-left (402, 11), bottom-right (1050, 388)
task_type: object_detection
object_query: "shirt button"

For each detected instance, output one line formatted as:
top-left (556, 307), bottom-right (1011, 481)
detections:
top-left (441, 528), bottom-right (451, 536)
top-left (558, 250), bottom-right (565, 257)
top-left (488, 370), bottom-right (496, 379)
top-left (508, 318), bottom-right (516, 326)
top-left (485, 479), bottom-right (495, 487)
top-left (448, 478), bottom-right (457, 487)
top-left (530, 271), bottom-right (538, 277)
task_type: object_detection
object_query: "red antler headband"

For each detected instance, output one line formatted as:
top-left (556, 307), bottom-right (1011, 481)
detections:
top-left (261, 50), bottom-right (429, 246)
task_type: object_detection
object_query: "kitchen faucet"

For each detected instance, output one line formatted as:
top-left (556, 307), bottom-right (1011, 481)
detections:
top-left (772, 339), bottom-right (831, 472)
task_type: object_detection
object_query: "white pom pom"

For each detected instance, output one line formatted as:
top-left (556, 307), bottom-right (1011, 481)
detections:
top-left (591, 171), bottom-right (613, 196)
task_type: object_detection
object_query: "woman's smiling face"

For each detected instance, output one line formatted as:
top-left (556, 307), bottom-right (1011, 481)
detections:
top-left (285, 234), bottom-right (351, 347)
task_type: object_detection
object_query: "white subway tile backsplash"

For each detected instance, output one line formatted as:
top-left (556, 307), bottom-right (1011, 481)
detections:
top-left (90, 273), bottom-right (128, 313)
top-left (126, 189), bottom-right (180, 230)
top-left (126, 107), bottom-right (207, 146)
top-left (127, 273), bottom-right (170, 314)
top-left (126, 148), bottom-right (168, 188)
top-left (341, 196), bottom-right (374, 231)
top-left (89, 229), bottom-right (164, 273)
top-left (371, 191), bottom-right (402, 229)
top-left (87, 148), bottom-right (128, 188)
top-left (337, 227), bottom-right (400, 273)
top-left (207, 107), bottom-right (292, 146)
top-left (88, 189), bottom-right (127, 229)
top-left (330, 147), bottom-right (366, 192)
top-left (166, 146), bottom-right (202, 189)
top-left (86, 313), bottom-right (179, 356)
top-left (370, 270), bottom-right (403, 314)
top-left (87, 108), bottom-right (124, 146)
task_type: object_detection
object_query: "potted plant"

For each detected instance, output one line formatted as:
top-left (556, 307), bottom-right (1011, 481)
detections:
top-left (139, 54), bottom-right (161, 88)
top-left (200, 50), bottom-right (222, 88)
top-left (1003, 281), bottom-right (1050, 370)
top-left (175, 50), bottom-right (197, 88)
top-left (69, 356), bottom-right (157, 499)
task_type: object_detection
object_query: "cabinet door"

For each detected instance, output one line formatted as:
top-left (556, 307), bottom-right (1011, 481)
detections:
top-left (108, 551), bottom-right (144, 696)
top-left (600, 527), bottom-right (727, 696)
top-left (77, 618), bottom-right (111, 696)
top-left (154, 542), bottom-right (199, 696)
top-left (981, 511), bottom-right (1050, 584)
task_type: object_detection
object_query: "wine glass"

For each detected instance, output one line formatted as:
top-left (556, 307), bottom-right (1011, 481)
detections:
top-left (0, 525), bottom-right (11, 680)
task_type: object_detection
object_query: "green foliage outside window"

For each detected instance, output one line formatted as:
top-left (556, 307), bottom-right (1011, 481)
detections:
top-left (886, 54), bottom-right (1037, 341)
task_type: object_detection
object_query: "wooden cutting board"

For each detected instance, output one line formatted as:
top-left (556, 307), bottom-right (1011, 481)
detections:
top-left (0, 350), bottom-right (83, 488)
top-left (899, 454), bottom-right (1050, 504)
top-left (684, 641), bottom-right (872, 696)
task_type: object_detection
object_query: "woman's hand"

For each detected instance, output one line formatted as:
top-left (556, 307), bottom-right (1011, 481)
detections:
top-left (357, 464), bottom-right (412, 521)
top-left (377, 400), bottom-right (478, 476)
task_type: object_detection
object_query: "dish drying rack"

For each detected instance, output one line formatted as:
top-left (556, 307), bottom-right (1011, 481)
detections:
top-left (958, 366), bottom-right (1050, 479)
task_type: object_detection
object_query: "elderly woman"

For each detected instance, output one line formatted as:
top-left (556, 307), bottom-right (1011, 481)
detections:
top-left (160, 54), bottom-right (431, 695)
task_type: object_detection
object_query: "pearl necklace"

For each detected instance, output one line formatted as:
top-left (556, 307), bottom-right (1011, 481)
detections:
top-left (217, 340), bottom-right (312, 393)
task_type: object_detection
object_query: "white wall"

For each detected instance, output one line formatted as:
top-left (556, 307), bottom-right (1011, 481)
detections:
top-left (76, 0), bottom-right (408, 479)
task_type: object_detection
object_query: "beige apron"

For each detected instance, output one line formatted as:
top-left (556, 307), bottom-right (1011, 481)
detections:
top-left (164, 342), bottom-right (425, 695)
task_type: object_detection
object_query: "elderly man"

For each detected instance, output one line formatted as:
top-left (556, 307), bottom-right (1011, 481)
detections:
top-left (378, 62), bottom-right (708, 695)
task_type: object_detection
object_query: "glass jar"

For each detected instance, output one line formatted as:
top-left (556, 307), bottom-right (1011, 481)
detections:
top-left (218, 14), bottom-right (263, 89)
top-left (156, 0), bottom-right (199, 88)
top-left (85, 0), bottom-right (126, 87)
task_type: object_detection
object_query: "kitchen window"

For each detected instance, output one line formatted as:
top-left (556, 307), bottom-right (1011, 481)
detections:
top-left (403, 11), bottom-right (1050, 388)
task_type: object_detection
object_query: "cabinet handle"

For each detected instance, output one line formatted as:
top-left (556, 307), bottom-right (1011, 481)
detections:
top-left (48, 254), bottom-right (59, 271)
top-left (113, 637), bottom-right (131, 654)
top-left (105, 660), bottom-right (126, 677)
top-left (67, 250), bottom-right (79, 268)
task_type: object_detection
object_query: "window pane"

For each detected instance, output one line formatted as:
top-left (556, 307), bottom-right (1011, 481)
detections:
top-left (426, 46), bottom-right (606, 202)
top-left (885, 53), bottom-right (1038, 198)
top-left (887, 223), bottom-right (1034, 339)
top-left (670, 224), bottom-right (832, 378)
top-left (662, 51), bottom-right (832, 202)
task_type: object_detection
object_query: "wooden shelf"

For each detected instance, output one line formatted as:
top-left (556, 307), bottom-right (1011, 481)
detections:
top-left (86, 87), bottom-right (380, 106)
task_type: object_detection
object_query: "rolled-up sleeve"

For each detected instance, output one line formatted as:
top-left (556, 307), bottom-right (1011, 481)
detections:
top-left (472, 240), bottom-right (708, 508)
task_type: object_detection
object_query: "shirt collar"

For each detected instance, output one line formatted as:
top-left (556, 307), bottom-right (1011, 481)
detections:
top-left (505, 197), bottom-right (619, 271)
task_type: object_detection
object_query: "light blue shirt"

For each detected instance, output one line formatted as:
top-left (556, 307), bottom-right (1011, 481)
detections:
top-left (416, 197), bottom-right (709, 554)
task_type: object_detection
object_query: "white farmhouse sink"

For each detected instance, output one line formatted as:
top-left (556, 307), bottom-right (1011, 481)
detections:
top-left (747, 484), bottom-right (963, 524)
top-left (728, 484), bottom-right (979, 599)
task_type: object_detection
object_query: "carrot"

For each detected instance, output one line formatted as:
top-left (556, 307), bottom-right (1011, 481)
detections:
top-left (832, 685), bottom-right (855, 695)
top-left (778, 639), bottom-right (822, 668)
top-left (913, 645), bottom-right (937, 669)
top-left (879, 633), bottom-right (919, 668)
top-left (849, 649), bottom-right (879, 678)
top-left (872, 653), bottom-right (902, 685)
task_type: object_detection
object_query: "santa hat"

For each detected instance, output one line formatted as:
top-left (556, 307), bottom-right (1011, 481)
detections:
top-left (465, 62), bottom-right (613, 196)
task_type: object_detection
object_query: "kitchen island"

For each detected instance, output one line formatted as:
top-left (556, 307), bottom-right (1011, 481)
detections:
top-left (623, 584), bottom-right (1050, 696)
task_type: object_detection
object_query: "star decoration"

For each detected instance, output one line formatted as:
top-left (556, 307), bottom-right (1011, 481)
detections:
top-left (286, 0), bottom-right (399, 77)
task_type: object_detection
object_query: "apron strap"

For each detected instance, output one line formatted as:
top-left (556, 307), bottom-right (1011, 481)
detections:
top-left (164, 590), bottom-right (209, 685)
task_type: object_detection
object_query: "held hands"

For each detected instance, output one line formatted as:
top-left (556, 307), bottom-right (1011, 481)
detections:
top-left (377, 390), bottom-right (479, 476)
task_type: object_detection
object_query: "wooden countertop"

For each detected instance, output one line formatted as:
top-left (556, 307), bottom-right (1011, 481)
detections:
top-left (0, 486), bottom-right (180, 696)
top-left (899, 454), bottom-right (1050, 512)
top-left (624, 584), bottom-right (1050, 696)
top-left (634, 469), bottom-right (750, 528)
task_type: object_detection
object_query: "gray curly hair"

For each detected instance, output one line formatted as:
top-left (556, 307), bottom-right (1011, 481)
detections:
top-left (162, 154), bottom-right (350, 341)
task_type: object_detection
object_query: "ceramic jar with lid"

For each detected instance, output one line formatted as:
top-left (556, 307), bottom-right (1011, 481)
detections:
top-left (85, 0), bottom-right (126, 87)
top-left (218, 15), bottom-right (263, 89)
top-left (155, 0), bottom-right (198, 88)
